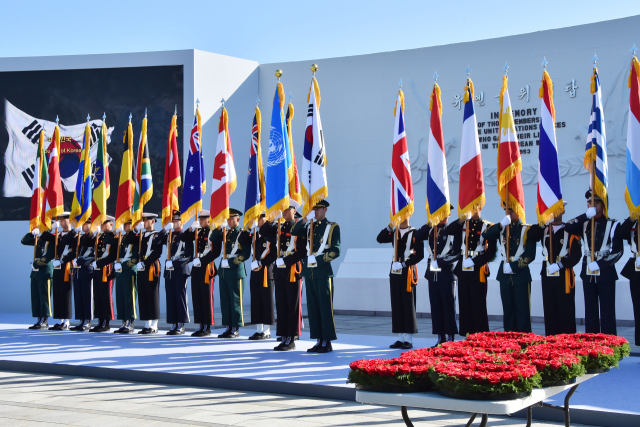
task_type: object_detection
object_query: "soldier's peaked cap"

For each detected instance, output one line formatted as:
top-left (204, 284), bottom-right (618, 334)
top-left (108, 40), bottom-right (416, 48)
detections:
top-left (142, 213), bottom-right (158, 219)
top-left (229, 208), bottom-right (243, 217)
top-left (57, 212), bottom-right (71, 219)
top-left (199, 210), bottom-right (210, 218)
top-left (103, 215), bottom-right (115, 223)
top-left (313, 200), bottom-right (330, 208)
top-left (172, 210), bottom-right (182, 220)
top-left (585, 189), bottom-right (603, 202)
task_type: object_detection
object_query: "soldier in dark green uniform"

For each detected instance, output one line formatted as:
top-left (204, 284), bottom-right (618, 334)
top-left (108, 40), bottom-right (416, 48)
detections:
top-left (113, 220), bottom-right (139, 334)
top-left (482, 208), bottom-right (537, 332)
top-left (291, 200), bottom-right (341, 354)
top-left (21, 227), bottom-right (55, 329)
top-left (210, 209), bottom-right (252, 338)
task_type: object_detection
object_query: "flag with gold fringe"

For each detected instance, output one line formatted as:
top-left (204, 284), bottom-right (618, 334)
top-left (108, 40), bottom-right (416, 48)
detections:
top-left (426, 82), bottom-right (450, 226)
top-left (584, 67), bottom-right (609, 216)
top-left (70, 123), bottom-right (92, 228)
top-left (30, 129), bottom-right (47, 232)
top-left (209, 106), bottom-right (237, 228)
top-left (162, 113), bottom-right (181, 227)
top-left (115, 120), bottom-right (135, 230)
top-left (132, 116), bottom-right (152, 226)
top-left (266, 81), bottom-right (291, 221)
top-left (625, 56), bottom-right (640, 220)
top-left (43, 123), bottom-right (64, 229)
top-left (243, 106), bottom-right (266, 230)
top-left (285, 100), bottom-right (302, 207)
top-left (458, 77), bottom-right (485, 218)
top-left (90, 121), bottom-right (110, 232)
top-left (300, 74), bottom-right (328, 216)
top-left (536, 69), bottom-right (564, 225)
top-left (389, 87), bottom-right (414, 226)
top-left (181, 107), bottom-right (206, 224)
top-left (497, 75), bottom-right (526, 221)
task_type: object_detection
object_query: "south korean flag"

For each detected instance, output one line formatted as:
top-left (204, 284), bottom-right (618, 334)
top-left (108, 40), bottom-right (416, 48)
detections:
top-left (3, 100), bottom-right (113, 197)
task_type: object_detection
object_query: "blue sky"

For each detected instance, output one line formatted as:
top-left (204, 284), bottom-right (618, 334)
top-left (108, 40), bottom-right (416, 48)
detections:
top-left (0, 1), bottom-right (638, 63)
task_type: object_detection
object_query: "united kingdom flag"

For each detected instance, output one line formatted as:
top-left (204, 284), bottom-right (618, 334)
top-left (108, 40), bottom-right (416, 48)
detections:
top-left (390, 88), bottom-right (414, 226)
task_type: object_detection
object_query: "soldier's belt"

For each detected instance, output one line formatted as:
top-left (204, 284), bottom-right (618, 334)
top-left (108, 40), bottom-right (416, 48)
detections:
top-left (172, 256), bottom-right (189, 262)
top-left (279, 250), bottom-right (292, 257)
top-left (583, 250), bottom-right (609, 260)
top-left (466, 251), bottom-right (485, 257)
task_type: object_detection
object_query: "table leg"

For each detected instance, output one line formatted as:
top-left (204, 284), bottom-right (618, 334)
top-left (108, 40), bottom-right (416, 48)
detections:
top-left (464, 413), bottom-right (478, 427)
top-left (563, 384), bottom-right (579, 427)
top-left (526, 406), bottom-right (532, 427)
top-left (479, 414), bottom-right (488, 427)
top-left (400, 406), bottom-right (414, 427)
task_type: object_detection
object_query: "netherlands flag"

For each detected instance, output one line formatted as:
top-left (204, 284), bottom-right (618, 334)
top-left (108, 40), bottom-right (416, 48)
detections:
top-left (389, 89), bottom-right (414, 226)
top-left (625, 56), bottom-right (640, 219)
top-left (458, 78), bottom-right (485, 217)
top-left (426, 83), bottom-right (450, 226)
top-left (536, 69), bottom-right (564, 225)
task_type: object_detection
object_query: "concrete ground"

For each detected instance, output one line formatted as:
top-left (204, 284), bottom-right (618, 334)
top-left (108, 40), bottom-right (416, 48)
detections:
top-left (0, 370), bottom-right (597, 427)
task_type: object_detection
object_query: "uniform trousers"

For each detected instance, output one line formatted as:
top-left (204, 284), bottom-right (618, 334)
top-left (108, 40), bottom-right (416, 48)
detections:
top-left (457, 271), bottom-right (489, 336)
top-left (218, 270), bottom-right (244, 328)
top-left (428, 278), bottom-right (458, 335)
top-left (73, 269), bottom-right (93, 320)
top-left (389, 270), bottom-right (418, 334)
top-left (138, 261), bottom-right (161, 321)
top-left (165, 272), bottom-right (190, 324)
top-left (499, 277), bottom-right (532, 333)
top-left (30, 274), bottom-right (52, 318)
top-left (583, 275), bottom-right (617, 335)
top-left (541, 273), bottom-right (576, 336)
top-left (275, 276), bottom-right (302, 338)
top-left (52, 268), bottom-right (73, 319)
top-left (115, 269), bottom-right (137, 321)
top-left (250, 266), bottom-right (275, 325)
top-left (630, 276), bottom-right (640, 346)
top-left (92, 274), bottom-right (114, 321)
top-left (191, 265), bottom-right (215, 325)
top-left (305, 276), bottom-right (337, 341)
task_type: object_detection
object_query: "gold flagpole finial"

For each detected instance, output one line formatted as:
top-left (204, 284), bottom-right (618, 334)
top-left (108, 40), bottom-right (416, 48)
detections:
top-left (275, 69), bottom-right (283, 80)
top-left (310, 63), bottom-right (318, 74)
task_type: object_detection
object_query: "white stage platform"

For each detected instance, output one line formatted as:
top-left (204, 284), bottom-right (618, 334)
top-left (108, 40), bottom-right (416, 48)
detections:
top-left (0, 314), bottom-right (638, 426)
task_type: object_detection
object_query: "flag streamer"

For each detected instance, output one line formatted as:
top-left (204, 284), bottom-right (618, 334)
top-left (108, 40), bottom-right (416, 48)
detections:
top-left (162, 114), bottom-right (181, 227)
top-left (243, 106), bottom-right (266, 230)
top-left (426, 83), bottom-right (450, 226)
top-left (584, 68), bottom-right (609, 217)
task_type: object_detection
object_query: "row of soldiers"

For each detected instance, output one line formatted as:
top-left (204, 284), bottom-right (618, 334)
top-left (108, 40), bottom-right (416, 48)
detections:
top-left (380, 190), bottom-right (640, 348)
top-left (22, 200), bottom-right (341, 353)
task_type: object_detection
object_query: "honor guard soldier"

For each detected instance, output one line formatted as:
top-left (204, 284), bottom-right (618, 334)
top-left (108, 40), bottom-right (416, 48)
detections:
top-left (21, 226), bottom-right (55, 329)
top-left (113, 220), bottom-right (139, 334)
top-left (565, 190), bottom-right (624, 335)
top-left (210, 209), bottom-right (251, 338)
top-left (482, 206), bottom-right (537, 333)
top-left (184, 210), bottom-right (220, 337)
top-left (262, 207), bottom-right (306, 351)
top-left (89, 216), bottom-right (117, 332)
top-left (135, 213), bottom-right (164, 334)
top-left (50, 212), bottom-right (78, 330)
top-left (377, 213), bottom-right (424, 349)
top-left (618, 215), bottom-right (640, 345)
top-left (528, 203), bottom-right (582, 335)
top-left (444, 209), bottom-right (496, 336)
top-left (160, 210), bottom-right (193, 335)
top-left (247, 214), bottom-right (277, 340)
top-left (71, 219), bottom-right (95, 331)
top-left (291, 200), bottom-right (341, 354)
top-left (416, 206), bottom-right (461, 346)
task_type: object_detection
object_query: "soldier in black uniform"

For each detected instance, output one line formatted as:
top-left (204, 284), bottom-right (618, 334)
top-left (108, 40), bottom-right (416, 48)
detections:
top-left (528, 203), bottom-right (583, 335)
top-left (416, 207), bottom-right (461, 346)
top-left (377, 214), bottom-right (424, 349)
top-left (89, 216), bottom-right (118, 332)
top-left (113, 220), bottom-right (139, 334)
top-left (49, 212), bottom-right (78, 330)
top-left (247, 214), bottom-right (277, 340)
top-left (565, 190), bottom-right (623, 335)
top-left (618, 215), bottom-right (640, 345)
top-left (135, 213), bottom-right (164, 334)
top-left (71, 219), bottom-right (94, 331)
top-left (262, 207), bottom-right (306, 351)
top-left (21, 227), bottom-right (55, 329)
top-left (160, 210), bottom-right (193, 335)
top-left (443, 210), bottom-right (496, 336)
top-left (184, 210), bottom-right (220, 337)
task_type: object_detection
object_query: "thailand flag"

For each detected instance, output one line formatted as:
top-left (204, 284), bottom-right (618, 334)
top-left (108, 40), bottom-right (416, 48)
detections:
top-left (625, 57), bottom-right (640, 219)
top-left (390, 90), bottom-right (414, 226)
top-left (584, 68), bottom-right (609, 217)
top-left (458, 80), bottom-right (485, 217)
top-left (536, 70), bottom-right (563, 225)
top-left (426, 83), bottom-right (450, 226)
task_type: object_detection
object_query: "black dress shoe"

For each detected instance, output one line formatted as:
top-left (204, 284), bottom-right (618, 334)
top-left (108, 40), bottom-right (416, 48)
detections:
top-left (217, 328), bottom-right (232, 338)
top-left (69, 324), bottom-right (84, 331)
top-left (174, 326), bottom-right (185, 335)
top-left (89, 326), bottom-right (100, 332)
top-left (28, 323), bottom-right (40, 330)
top-left (59, 324), bottom-right (69, 331)
top-left (82, 324), bottom-right (91, 331)
top-left (191, 330), bottom-right (204, 337)
top-left (229, 330), bottom-right (239, 338)
top-left (114, 327), bottom-right (125, 334)
top-left (141, 328), bottom-right (157, 335)
top-left (37, 320), bottom-right (49, 329)
top-left (401, 342), bottom-right (413, 350)
top-left (275, 341), bottom-right (296, 352)
top-left (122, 325), bottom-right (134, 334)
top-left (48, 323), bottom-right (61, 330)
top-left (317, 341), bottom-right (333, 353)
top-left (307, 344), bottom-right (320, 353)
top-left (138, 328), bottom-right (150, 334)
top-left (201, 327), bottom-right (212, 337)
top-left (389, 340), bottom-right (404, 349)
top-left (248, 332), bottom-right (261, 340)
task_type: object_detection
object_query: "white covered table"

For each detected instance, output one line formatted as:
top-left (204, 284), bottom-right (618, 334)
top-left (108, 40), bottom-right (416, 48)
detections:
top-left (356, 373), bottom-right (598, 426)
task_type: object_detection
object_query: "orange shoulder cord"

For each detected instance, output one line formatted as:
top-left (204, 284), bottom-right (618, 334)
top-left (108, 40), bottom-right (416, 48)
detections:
top-left (64, 262), bottom-right (71, 282)
top-left (102, 264), bottom-right (111, 282)
top-left (205, 263), bottom-right (214, 283)
top-left (479, 264), bottom-right (489, 283)
top-left (564, 235), bottom-right (580, 294)
top-left (263, 265), bottom-right (268, 288)
top-left (406, 264), bottom-right (418, 292)
top-left (289, 261), bottom-right (302, 282)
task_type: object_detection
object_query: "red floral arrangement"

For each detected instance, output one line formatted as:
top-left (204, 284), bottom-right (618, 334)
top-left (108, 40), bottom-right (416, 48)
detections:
top-left (347, 332), bottom-right (627, 397)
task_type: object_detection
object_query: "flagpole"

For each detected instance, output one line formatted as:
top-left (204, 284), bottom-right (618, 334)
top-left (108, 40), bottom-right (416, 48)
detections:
top-left (393, 226), bottom-right (399, 263)
top-left (549, 225), bottom-right (554, 266)
top-left (308, 218), bottom-right (314, 257)
top-left (33, 235), bottom-right (39, 264)
top-left (505, 182), bottom-right (511, 259)
top-left (590, 161), bottom-right (596, 263)
top-left (223, 224), bottom-right (227, 260)
top-left (194, 100), bottom-right (200, 255)
top-left (465, 220), bottom-right (470, 261)
top-left (252, 222), bottom-right (257, 262)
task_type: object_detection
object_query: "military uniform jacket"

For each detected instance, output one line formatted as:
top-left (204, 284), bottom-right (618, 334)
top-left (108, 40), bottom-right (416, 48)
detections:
top-left (74, 233), bottom-right (96, 279)
top-left (54, 230), bottom-right (78, 280)
top-left (482, 220), bottom-right (536, 285)
top-left (139, 230), bottom-right (164, 268)
top-left (246, 224), bottom-right (277, 279)
top-left (94, 232), bottom-right (118, 281)
top-left (415, 223), bottom-right (461, 282)
top-left (21, 232), bottom-right (55, 279)
top-left (291, 218), bottom-right (341, 279)
top-left (565, 214), bottom-right (623, 282)
top-left (158, 229), bottom-right (194, 278)
top-left (376, 225), bottom-right (424, 275)
top-left (444, 218), bottom-right (496, 277)
top-left (260, 220), bottom-right (306, 282)
top-left (117, 231), bottom-right (140, 273)
top-left (528, 224), bottom-right (582, 277)
top-left (617, 217), bottom-right (639, 281)
top-left (210, 225), bottom-right (252, 279)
